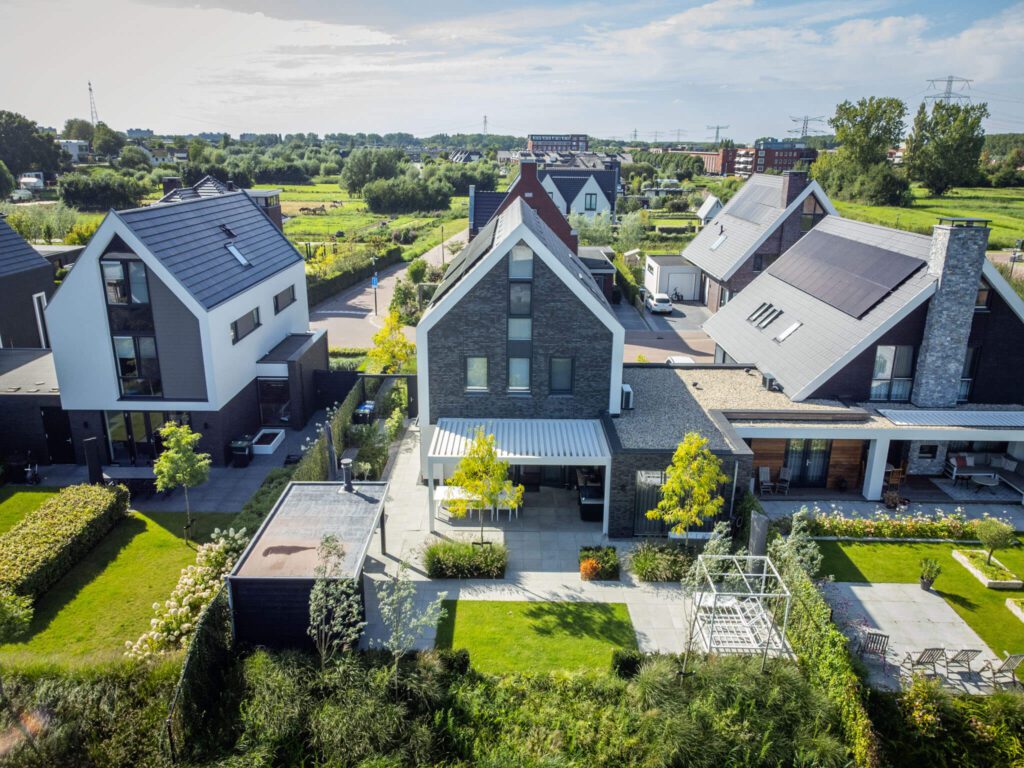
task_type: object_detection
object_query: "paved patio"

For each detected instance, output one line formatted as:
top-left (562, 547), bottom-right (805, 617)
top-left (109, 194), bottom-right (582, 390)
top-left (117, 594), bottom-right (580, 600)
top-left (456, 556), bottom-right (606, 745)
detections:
top-left (823, 582), bottom-right (1000, 693)
top-left (360, 423), bottom-right (693, 654)
top-left (760, 498), bottom-right (1024, 531)
top-left (32, 412), bottom-right (326, 514)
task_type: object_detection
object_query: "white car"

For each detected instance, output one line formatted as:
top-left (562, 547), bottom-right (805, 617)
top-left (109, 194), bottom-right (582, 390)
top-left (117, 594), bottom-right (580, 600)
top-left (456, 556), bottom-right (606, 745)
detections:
top-left (645, 292), bottom-right (673, 314)
top-left (665, 356), bottom-right (696, 366)
top-left (8, 188), bottom-right (33, 202)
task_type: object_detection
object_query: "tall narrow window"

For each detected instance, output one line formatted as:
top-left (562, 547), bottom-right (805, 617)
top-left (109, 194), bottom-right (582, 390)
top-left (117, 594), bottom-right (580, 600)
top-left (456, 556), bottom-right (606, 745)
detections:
top-left (584, 193), bottom-right (597, 211)
top-left (549, 357), bottom-right (573, 394)
top-left (508, 244), bottom-right (533, 279)
top-left (975, 280), bottom-right (990, 310)
top-left (508, 357), bottom-right (530, 391)
top-left (959, 346), bottom-right (980, 402)
top-left (870, 345), bottom-right (914, 401)
top-left (102, 262), bottom-right (128, 304)
top-left (509, 283), bottom-right (531, 316)
top-left (466, 357), bottom-right (488, 391)
top-left (128, 262), bottom-right (149, 303)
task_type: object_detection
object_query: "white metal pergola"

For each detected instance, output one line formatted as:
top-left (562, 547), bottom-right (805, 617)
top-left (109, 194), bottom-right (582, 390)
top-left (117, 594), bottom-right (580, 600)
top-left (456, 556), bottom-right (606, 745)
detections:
top-left (685, 554), bottom-right (792, 666)
top-left (425, 417), bottom-right (613, 534)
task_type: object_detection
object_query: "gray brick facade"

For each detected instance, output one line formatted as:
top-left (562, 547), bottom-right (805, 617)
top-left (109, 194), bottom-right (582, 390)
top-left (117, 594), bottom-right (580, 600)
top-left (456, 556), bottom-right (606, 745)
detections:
top-left (912, 225), bottom-right (990, 408)
top-left (426, 250), bottom-right (613, 422)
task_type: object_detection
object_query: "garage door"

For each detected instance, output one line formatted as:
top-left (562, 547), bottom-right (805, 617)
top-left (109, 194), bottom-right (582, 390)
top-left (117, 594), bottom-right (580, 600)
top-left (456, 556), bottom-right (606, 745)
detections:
top-left (667, 270), bottom-right (698, 300)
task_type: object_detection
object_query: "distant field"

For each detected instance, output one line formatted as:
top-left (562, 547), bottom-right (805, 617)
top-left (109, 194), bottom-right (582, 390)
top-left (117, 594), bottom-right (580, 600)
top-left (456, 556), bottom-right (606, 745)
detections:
top-left (834, 186), bottom-right (1024, 250)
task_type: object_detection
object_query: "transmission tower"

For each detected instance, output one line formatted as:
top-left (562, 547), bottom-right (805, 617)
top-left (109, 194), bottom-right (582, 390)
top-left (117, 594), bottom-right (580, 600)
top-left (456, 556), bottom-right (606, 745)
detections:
top-left (925, 75), bottom-right (973, 103)
top-left (483, 115), bottom-right (488, 135)
top-left (707, 124), bottom-right (729, 143)
top-left (88, 81), bottom-right (99, 126)
top-left (788, 115), bottom-right (825, 138)
top-left (632, 128), bottom-right (638, 141)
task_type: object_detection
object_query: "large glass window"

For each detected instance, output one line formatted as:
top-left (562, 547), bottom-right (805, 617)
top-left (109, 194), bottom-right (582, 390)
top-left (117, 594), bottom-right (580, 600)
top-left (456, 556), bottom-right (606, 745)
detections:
top-left (870, 345), bottom-right (914, 401)
top-left (550, 357), bottom-right (573, 394)
top-left (509, 244), bottom-right (533, 279)
top-left (128, 262), bottom-right (149, 303)
top-left (466, 357), bottom-right (488, 391)
top-left (800, 196), bottom-right (827, 233)
top-left (102, 260), bottom-right (149, 305)
top-left (103, 262), bottom-right (128, 304)
top-left (508, 357), bottom-right (530, 391)
top-left (113, 335), bottom-right (162, 396)
top-left (231, 308), bottom-right (261, 343)
top-left (509, 283), bottom-right (531, 316)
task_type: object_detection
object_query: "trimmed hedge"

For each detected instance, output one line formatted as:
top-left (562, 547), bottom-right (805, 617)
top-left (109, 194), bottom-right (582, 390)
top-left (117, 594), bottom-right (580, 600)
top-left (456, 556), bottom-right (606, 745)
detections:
top-left (307, 245), bottom-right (403, 307)
top-left (810, 510), bottom-right (982, 540)
top-left (292, 383), bottom-right (365, 482)
top-left (424, 540), bottom-right (507, 579)
top-left (0, 483), bottom-right (129, 600)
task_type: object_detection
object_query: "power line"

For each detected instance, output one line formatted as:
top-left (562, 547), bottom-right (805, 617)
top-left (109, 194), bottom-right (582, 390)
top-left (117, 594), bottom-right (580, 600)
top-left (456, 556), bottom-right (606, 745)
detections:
top-left (925, 75), bottom-right (973, 103)
top-left (707, 124), bottom-right (729, 142)
top-left (788, 115), bottom-right (826, 138)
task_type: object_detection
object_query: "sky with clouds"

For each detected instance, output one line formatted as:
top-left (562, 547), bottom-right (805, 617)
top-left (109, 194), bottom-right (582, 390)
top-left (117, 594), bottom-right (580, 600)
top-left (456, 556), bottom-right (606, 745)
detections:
top-left (2, 0), bottom-right (1023, 141)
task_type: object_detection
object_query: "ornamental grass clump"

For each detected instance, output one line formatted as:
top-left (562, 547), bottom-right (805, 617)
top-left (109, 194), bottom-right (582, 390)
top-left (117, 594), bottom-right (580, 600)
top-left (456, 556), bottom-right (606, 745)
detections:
top-left (629, 541), bottom-right (691, 582)
top-left (125, 527), bottom-right (247, 660)
top-left (423, 540), bottom-right (507, 579)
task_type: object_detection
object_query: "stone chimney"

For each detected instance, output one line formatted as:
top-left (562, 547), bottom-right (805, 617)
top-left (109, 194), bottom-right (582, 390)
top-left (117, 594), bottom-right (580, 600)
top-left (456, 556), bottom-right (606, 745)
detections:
top-left (910, 219), bottom-right (990, 408)
top-left (781, 170), bottom-right (808, 206)
top-left (161, 176), bottom-right (181, 195)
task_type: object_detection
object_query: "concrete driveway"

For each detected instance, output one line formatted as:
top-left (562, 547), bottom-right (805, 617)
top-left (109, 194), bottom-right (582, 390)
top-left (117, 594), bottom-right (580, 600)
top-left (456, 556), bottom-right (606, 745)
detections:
top-left (616, 300), bottom-right (715, 363)
top-left (310, 228), bottom-right (468, 347)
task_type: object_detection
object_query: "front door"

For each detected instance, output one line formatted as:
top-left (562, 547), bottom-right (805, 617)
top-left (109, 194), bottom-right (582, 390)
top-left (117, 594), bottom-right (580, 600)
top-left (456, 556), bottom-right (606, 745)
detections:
top-left (785, 439), bottom-right (831, 487)
top-left (40, 406), bottom-right (74, 463)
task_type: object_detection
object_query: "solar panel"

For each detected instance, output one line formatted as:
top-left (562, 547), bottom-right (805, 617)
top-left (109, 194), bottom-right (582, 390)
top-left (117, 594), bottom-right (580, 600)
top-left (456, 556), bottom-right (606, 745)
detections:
top-left (726, 182), bottom-right (781, 224)
top-left (768, 230), bottom-right (925, 318)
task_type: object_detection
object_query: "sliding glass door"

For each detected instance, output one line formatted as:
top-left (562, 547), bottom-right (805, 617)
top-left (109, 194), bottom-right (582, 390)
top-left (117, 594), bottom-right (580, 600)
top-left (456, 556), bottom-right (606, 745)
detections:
top-left (784, 439), bottom-right (831, 487)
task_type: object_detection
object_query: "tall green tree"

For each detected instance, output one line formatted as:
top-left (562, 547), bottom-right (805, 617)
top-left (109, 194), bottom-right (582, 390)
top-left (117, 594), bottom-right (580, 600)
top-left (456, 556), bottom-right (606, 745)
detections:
top-left (341, 147), bottom-right (406, 193)
top-left (646, 433), bottom-right (728, 538)
top-left (445, 429), bottom-right (524, 543)
top-left (0, 159), bottom-right (14, 198)
top-left (0, 110), bottom-right (64, 176)
top-left (62, 118), bottom-right (94, 143)
top-left (92, 122), bottom-right (125, 157)
top-left (904, 101), bottom-right (989, 195)
top-left (830, 96), bottom-right (907, 170)
top-left (153, 422), bottom-right (211, 545)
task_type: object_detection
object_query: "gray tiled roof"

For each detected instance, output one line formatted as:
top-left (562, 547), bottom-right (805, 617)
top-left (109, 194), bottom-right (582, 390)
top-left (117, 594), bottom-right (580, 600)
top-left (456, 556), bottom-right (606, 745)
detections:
top-left (540, 168), bottom-right (617, 205)
top-left (0, 219), bottom-right (50, 278)
top-left (682, 175), bottom-right (824, 281)
top-left (471, 190), bottom-right (506, 233)
top-left (116, 193), bottom-right (302, 310)
top-left (157, 175), bottom-right (230, 203)
top-left (703, 216), bottom-right (936, 400)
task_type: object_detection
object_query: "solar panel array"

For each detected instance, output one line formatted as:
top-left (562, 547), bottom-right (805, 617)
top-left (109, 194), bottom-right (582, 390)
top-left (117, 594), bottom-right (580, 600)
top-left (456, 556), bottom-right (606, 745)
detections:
top-left (726, 183), bottom-right (782, 224)
top-left (767, 230), bottom-right (925, 318)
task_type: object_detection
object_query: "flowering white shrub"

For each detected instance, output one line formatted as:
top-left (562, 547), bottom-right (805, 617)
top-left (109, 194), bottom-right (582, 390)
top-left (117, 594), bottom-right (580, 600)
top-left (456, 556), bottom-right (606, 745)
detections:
top-left (125, 527), bottom-right (247, 660)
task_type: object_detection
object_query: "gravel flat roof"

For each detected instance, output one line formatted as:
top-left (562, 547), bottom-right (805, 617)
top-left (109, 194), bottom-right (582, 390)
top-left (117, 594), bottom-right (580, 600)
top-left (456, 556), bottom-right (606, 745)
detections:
top-left (232, 481), bottom-right (386, 579)
top-left (0, 349), bottom-right (59, 396)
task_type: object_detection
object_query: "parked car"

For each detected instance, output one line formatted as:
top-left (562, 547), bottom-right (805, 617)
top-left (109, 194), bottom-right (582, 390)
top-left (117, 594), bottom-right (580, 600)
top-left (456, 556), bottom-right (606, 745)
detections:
top-left (8, 188), bottom-right (33, 202)
top-left (645, 293), bottom-right (673, 314)
top-left (665, 356), bottom-right (696, 366)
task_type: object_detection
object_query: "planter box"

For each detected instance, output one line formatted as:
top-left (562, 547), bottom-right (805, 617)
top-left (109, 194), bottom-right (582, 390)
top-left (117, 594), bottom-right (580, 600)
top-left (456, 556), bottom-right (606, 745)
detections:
top-left (952, 549), bottom-right (1024, 590)
top-left (1007, 598), bottom-right (1024, 625)
top-left (252, 428), bottom-right (285, 455)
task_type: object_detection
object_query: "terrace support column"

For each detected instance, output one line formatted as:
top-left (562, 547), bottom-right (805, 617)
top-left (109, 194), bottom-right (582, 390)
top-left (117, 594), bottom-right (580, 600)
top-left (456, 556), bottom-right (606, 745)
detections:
top-left (862, 438), bottom-right (891, 501)
top-left (602, 459), bottom-right (612, 537)
top-left (427, 461), bottom-right (436, 534)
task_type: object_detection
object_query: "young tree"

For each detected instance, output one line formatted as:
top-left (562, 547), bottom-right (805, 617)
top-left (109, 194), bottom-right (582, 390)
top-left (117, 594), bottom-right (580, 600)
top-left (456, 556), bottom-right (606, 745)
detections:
top-left (569, 211), bottom-right (613, 245)
top-left (445, 428), bottom-right (524, 543)
top-left (647, 433), bottom-right (728, 539)
top-left (376, 561), bottom-right (446, 681)
top-left (904, 101), bottom-right (990, 196)
top-left (308, 535), bottom-right (365, 668)
top-left (368, 310), bottom-right (415, 373)
top-left (830, 96), bottom-right (907, 171)
top-left (153, 422), bottom-right (211, 545)
top-left (767, 509), bottom-right (822, 576)
top-left (975, 518), bottom-right (1016, 565)
top-left (615, 210), bottom-right (647, 252)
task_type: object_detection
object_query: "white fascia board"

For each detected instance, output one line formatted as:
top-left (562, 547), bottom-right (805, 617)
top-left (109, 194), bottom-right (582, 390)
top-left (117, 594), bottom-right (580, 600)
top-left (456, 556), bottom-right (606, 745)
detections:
top-left (790, 283), bottom-right (936, 401)
top-left (734, 423), bottom-right (1024, 443)
top-left (720, 182), bottom-right (837, 282)
top-left (982, 260), bottom-right (1024, 326)
top-left (539, 176), bottom-right (566, 212)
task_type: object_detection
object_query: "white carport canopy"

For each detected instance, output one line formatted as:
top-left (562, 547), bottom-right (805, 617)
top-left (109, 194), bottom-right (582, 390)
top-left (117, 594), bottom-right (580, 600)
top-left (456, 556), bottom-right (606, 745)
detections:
top-left (426, 418), bottom-right (613, 533)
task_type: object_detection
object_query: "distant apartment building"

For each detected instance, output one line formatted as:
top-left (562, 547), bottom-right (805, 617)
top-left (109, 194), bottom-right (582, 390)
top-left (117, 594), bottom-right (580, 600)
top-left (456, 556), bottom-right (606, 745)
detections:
top-left (126, 128), bottom-right (154, 139)
top-left (58, 140), bottom-right (90, 164)
top-left (527, 134), bottom-right (589, 153)
top-left (683, 141), bottom-right (818, 178)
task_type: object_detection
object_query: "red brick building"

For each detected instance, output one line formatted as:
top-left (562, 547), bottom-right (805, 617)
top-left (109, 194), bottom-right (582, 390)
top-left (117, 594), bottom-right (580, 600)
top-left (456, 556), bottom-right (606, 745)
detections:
top-left (527, 134), bottom-right (589, 153)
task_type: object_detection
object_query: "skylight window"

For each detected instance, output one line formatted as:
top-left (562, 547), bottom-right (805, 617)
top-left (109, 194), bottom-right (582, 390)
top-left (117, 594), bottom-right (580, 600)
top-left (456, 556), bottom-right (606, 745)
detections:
top-left (710, 233), bottom-right (728, 251)
top-left (226, 242), bottom-right (250, 266)
top-left (774, 321), bottom-right (802, 342)
top-left (757, 308), bottom-right (783, 329)
top-left (747, 302), bottom-right (772, 323)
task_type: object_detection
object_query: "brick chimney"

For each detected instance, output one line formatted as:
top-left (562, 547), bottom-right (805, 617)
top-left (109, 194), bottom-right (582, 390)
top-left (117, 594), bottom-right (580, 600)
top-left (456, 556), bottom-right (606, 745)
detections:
top-left (161, 176), bottom-right (181, 195)
top-left (910, 219), bottom-right (990, 408)
top-left (781, 170), bottom-right (808, 206)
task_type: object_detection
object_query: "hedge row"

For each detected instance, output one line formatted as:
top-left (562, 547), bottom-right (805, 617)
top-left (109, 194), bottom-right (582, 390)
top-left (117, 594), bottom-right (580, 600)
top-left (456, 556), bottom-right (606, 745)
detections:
top-left (809, 510), bottom-right (981, 540)
top-left (306, 244), bottom-right (403, 307)
top-left (292, 382), bottom-right (366, 482)
top-left (782, 562), bottom-right (881, 767)
top-left (0, 484), bottom-right (130, 600)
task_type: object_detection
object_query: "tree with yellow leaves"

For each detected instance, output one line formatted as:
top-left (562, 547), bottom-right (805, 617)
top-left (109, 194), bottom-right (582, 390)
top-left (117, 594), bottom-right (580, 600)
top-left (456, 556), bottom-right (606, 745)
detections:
top-left (647, 432), bottom-right (728, 540)
top-left (446, 429), bottom-right (524, 543)
top-left (368, 310), bottom-right (415, 373)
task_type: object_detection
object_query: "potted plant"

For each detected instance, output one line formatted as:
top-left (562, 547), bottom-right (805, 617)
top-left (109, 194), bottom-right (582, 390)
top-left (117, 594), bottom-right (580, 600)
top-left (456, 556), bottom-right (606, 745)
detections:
top-left (919, 558), bottom-right (941, 590)
top-left (883, 490), bottom-right (901, 510)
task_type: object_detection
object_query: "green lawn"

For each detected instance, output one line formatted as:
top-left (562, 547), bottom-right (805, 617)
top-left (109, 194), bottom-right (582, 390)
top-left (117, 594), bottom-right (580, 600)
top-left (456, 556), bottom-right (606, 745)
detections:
top-left (434, 600), bottom-right (637, 674)
top-left (0, 511), bottom-right (225, 668)
top-left (818, 538), bottom-right (1024, 659)
top-left (834, 186), bottom-right (1024, 250)
top-left (0, 486), bottom-right (59, 535)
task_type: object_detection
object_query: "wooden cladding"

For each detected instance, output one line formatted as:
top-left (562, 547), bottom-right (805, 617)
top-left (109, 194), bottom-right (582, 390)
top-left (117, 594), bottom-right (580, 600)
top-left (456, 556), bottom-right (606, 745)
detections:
top-left (750, 438), bottom-right (865, 491)
top-left (750, 439), bottom-right (787, 478)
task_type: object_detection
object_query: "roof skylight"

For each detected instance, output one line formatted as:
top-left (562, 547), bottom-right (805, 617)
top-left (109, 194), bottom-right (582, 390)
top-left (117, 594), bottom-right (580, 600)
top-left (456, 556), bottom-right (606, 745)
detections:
top-left (226, 242), bottom-right (250, 266)
top-left (710, 233), bottom-right (728, 251)
top-left (774, 321), bottom-right (802, 342)
top-left (756, 308), bottom-right (783, 329)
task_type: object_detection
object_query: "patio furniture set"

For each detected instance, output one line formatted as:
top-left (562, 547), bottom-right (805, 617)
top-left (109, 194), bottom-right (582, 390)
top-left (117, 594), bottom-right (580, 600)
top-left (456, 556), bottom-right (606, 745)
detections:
top-left (435, 485), bottom-right (521, 522)
top-left (945, 451), bottom-right (1024, 499)
top-left (857, 631), bottom-right (1024, 689)
top-left (757, 466), bottom-right (792, 495)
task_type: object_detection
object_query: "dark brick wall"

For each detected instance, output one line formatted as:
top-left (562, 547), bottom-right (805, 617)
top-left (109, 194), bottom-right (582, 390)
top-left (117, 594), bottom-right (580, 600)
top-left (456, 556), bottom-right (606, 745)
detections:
top-left (427, 252), bottom-right (613, 422)
top-left (967, 288), bottom-right (1024, 404)
top-left (0, 394), bottom-right (59, 463)
top-left (191, 379), bottom-right (261, 465)
top-left (809, 303), bottom-right (930, 400)
top-left (607, 447), bottom-right (752, 538)
top-left (0, 266), bottom-right (54, 348)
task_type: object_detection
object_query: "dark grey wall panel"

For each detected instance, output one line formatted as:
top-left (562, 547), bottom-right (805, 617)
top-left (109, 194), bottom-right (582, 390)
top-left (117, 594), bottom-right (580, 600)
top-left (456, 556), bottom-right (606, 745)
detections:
top-left (148, 270), bottom-right (207, 400)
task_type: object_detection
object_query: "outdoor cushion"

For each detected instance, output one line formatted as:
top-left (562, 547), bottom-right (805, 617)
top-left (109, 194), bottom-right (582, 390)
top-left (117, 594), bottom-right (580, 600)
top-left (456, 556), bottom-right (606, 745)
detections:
top-left (965, 455), bottom-right (975, 466)
top-left (990, 456), bottom-right (1004, 469)
top-left (1004, 458), bottom-right (1019, 473)
top-left (955, 456), bottom-right (967, 469)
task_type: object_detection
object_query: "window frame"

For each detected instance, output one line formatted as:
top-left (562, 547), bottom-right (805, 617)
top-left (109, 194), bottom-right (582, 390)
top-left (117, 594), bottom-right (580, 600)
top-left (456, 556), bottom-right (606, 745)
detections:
top-left (507, 356), bottom-right (531, 392)
top-left (465, 356), bottom-right (488, 392)
top-left (869, 344), bottom-right (915, 402)
top-left (549, 356), bottom-right (574, 395)
top-left (112, 334), bottom-right (162, 398)
top-left (230, 307), bottom-right (261, 344)
top-left (975, 280), bottom-right (991, 311)
top-left (584, 192), bottom-right (598, 211)
top-left (273, 284), bottom-right (296, 314)
top-left (102, 259), bottom-right (151, 307)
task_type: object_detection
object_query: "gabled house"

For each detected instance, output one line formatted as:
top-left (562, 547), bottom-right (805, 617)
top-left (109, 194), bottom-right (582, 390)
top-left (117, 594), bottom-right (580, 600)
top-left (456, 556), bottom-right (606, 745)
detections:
top-left (46, 192), bottom-right (327, 466)
top-left (702, 216), bottom-right (1024, 500)
top-left (0, 218), bottom-right (54, 349)
top-left (695, 194), bottom-right (722, 226)
top-left (160, 175), bottom-right (284, 229)
top-left (539, 168), bottom-right (618, 218)
top-left (417, 198), bottom-right (624, 532)
top-left (683, 172), bottom-right (835, 311)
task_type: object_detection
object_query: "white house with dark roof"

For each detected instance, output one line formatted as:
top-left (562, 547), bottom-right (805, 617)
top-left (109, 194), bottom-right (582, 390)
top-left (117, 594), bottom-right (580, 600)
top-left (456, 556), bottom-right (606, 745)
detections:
top-left (695, 194), bottom-right (722, 226)
top-left (46, 192), bottom-right (326, 466)
top-left (539, 168), bottom-right (618, 218)
top-left (683, 171), bottom-right (835, 311)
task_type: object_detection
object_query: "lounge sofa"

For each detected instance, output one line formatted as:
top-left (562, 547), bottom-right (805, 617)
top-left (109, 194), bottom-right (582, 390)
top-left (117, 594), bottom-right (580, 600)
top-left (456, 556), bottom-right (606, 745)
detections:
top-left (945, 453), bottom-right (1024, 502)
